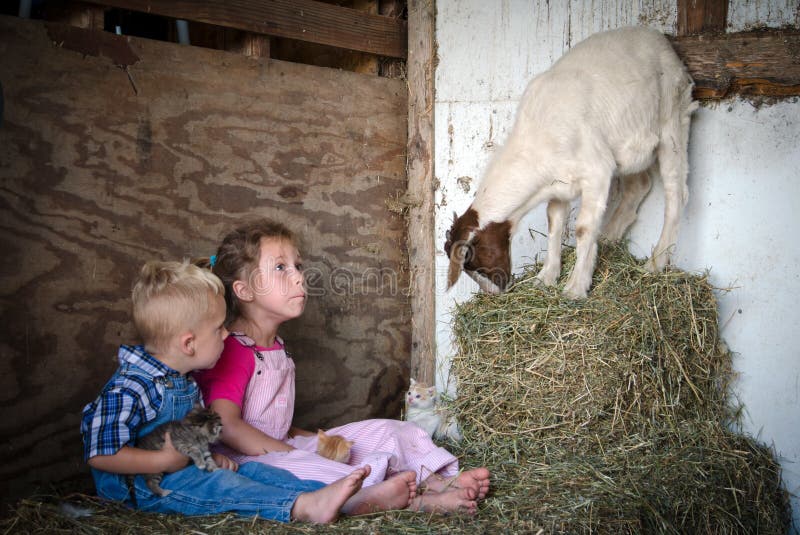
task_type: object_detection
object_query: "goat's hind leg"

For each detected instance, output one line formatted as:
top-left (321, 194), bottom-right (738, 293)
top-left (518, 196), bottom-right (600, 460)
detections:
top-left (602, 171), bottom-right (653, 241)
top-left (647, 112), bottom-right (692, 272)
top-left (535, 199), bottom-right (569, 287)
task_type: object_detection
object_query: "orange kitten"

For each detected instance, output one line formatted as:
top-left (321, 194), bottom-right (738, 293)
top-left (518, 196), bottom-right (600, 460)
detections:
top-left (316, 430), bottom-right (353, 463)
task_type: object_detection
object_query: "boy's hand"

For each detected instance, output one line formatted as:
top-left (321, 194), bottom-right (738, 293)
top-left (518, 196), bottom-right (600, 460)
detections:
top-left (212, 453), bottom-right (239, 471)
top-left (160, 432), bottom-right (191, 473)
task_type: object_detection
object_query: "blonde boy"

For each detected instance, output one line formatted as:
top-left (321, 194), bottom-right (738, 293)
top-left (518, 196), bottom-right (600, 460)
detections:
top-left (80, 261), bottom-right (374, 522)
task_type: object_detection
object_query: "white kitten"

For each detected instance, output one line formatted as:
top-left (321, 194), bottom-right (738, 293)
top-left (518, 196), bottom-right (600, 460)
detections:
top-left (405, 378), bottom-right (461, 442)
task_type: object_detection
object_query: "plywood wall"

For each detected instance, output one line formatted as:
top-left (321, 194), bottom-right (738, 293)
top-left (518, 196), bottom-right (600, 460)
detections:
top-left (0, 15), bottom-right (408, 501)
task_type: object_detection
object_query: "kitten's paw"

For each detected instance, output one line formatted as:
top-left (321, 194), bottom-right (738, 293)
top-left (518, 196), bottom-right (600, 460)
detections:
top-left (203, 457), bottom-right (219, 471)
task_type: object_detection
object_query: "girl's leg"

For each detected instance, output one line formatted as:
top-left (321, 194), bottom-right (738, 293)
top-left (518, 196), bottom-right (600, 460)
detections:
top-left (246, 448), bottom-right (391, 488)
top-left (325, 419), bottom-right (460, 482)
top-left (321, 419), bottom-right (490, 501)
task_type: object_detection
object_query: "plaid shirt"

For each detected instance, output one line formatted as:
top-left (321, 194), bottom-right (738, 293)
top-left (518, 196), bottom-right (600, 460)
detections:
top-left (80, 345), bottom-right (181, 461)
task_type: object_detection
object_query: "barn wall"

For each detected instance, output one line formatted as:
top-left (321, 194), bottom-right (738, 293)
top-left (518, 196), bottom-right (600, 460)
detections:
top-left (0, 15), bottom-right (409, 501)
top-left (434, 0), bottom-right (800, 527)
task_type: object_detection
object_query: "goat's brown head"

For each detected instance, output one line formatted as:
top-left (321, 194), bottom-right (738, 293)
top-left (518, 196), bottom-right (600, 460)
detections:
top-left (444, 208), bottom-right (512, 294)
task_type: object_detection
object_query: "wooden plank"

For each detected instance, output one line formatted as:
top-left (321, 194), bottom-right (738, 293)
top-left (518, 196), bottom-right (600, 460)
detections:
top-left (406, 0), bottom-right (435, 385)
top-left (86, 0), bottom-right (408, 58)
top-left (671, 29), bottom-right (800, 99)
top-left (0, 15), bottom-right (408, 503)
top-left (677, 0), bottom-right (729, 36)
top-left (184, 1), bottom-right (380, 68)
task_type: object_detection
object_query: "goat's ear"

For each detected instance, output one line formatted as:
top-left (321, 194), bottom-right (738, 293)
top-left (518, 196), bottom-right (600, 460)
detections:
top-left (447, 240), bottom-right (469, 289)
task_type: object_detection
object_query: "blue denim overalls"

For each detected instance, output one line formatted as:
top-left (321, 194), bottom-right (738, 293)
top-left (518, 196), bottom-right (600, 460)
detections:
top-left (90, 357), bottom-right (324, 521)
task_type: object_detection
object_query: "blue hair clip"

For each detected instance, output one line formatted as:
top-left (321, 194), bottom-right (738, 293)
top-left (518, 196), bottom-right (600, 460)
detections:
top-left (209, 255), bottom-right (217, 267)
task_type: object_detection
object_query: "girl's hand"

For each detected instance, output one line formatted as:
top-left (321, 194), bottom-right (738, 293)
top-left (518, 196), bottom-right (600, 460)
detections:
top-left (159, 432), bottom-right (191, 473)
top-left (212, 453), bottom-right (239, 472)
top-left (264, 442), bottom-right (295, 454)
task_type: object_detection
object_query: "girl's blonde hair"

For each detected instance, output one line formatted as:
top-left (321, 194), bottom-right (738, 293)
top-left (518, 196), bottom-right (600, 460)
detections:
top-left (212, 218), bottom-right (296, 324)
top-left (132, 260), bottom-right (224, 352)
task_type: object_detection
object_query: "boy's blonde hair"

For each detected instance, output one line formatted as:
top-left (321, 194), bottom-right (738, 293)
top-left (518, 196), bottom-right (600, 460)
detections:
top-left (132, 260), bottom-right (224, 352)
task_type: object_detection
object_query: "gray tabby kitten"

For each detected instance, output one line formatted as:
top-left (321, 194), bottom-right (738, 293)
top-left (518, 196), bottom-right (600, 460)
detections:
top-left (130, 405), bottom-right (223, 497)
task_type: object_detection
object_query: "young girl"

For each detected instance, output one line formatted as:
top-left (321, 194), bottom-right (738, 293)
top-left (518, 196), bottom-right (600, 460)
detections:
top-left (194, 219), bottom-right (490, 514)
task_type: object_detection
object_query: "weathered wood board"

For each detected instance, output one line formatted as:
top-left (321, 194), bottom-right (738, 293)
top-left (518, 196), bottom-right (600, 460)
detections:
top-left (0, 15), bottom-right (409, 502)
top-left (672, 29), bottom-right (800, 99)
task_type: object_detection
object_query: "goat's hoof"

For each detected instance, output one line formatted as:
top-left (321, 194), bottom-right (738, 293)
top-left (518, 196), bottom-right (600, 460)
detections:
top-left (562, 286), bottom-right (588, 300)
top-left (644, 257), bottom-right (665, 274)
top-left (534, 272), bottom-right (558, 287)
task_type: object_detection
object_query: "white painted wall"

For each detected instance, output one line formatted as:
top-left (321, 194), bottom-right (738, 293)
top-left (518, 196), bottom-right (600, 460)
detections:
top-left (434, 0), bottom-right (800, 527)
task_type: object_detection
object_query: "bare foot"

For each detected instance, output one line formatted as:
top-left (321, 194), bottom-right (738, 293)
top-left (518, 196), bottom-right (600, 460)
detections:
top-left (423, 467), bottom-right (491, 500)
top-left (291, 466), bottom-right (370, 523)
top-left (408, 486), bottom-right (478, 515)
top-left (341, 470), bottom-right (417, 515)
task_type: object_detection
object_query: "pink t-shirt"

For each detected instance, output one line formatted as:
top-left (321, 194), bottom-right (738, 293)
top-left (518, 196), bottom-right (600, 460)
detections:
top-left (195, 335), bottom-right (282, 408)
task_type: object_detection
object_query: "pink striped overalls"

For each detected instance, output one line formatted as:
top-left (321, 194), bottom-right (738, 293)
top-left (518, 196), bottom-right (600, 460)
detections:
top-left (219, 333), bottom-right (459, 486)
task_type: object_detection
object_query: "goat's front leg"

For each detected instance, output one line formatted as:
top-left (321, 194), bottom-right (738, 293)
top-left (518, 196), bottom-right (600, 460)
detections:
top-left (536, 199), bottom-right (569, 287)
top-left (563, 185), bottom-right (608, 299)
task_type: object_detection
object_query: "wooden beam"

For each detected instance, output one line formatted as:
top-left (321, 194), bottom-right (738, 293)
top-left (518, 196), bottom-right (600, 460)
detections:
top-left (406, 0), bottom-right (435, 385)
top-left (86, 0), bottom-right (407, 58)
top-left (671, 29), bottom-right (800, 99)
top-left (677, 0), bottom-right (728, 36)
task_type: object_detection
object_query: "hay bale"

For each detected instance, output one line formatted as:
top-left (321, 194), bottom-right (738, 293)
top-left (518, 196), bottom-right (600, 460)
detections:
top-left (449, 243), bottom-right (790, 533)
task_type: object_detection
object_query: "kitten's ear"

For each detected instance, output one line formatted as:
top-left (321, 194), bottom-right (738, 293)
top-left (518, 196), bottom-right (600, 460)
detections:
top-left (410, 378), bottom-right (417, 387)
top-left (317, 429), bottom-right (325, 438)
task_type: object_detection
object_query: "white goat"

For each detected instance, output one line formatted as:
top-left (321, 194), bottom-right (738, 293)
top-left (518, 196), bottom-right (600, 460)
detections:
top-left (445, 26), bottom-right (698, 299)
